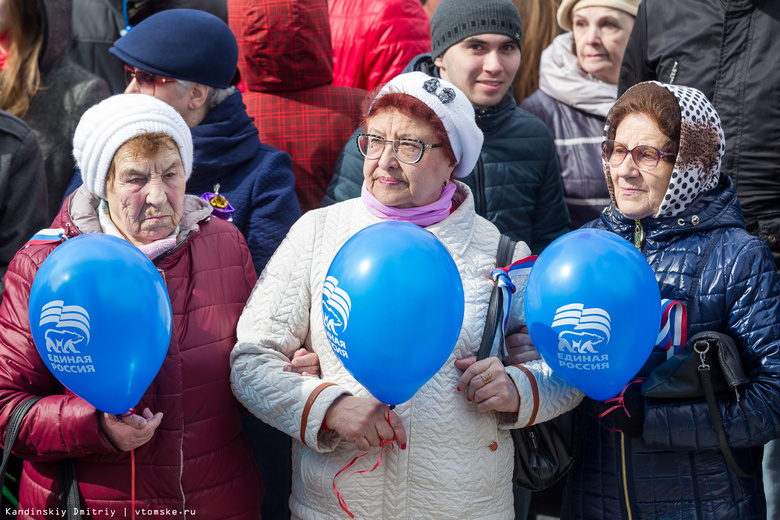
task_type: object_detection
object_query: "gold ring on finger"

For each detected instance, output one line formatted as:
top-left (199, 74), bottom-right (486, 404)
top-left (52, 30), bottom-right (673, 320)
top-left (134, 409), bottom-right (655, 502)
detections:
top-left (480, 370), bottom-right (493, 384)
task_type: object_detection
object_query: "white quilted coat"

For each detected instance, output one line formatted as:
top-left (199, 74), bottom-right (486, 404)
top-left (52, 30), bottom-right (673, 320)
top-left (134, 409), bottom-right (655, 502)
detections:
top-left (231, 183), bottom-right (582, 519)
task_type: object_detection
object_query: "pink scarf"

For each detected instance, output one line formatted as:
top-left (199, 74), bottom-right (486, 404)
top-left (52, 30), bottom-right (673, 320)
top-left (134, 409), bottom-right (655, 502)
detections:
top-left (361, 181), bottom-right (456, 227)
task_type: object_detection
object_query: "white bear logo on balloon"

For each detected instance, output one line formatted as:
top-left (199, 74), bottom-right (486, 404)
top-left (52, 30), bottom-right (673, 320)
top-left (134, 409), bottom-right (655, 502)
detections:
top-left (323, 276), bottom-right (352, 358)
top-left (39, 300), bottom-right (91, 353)
top-left (552, 304), bottom-right (612, 371)
top-left (38, 300), bottom-right (96, 374)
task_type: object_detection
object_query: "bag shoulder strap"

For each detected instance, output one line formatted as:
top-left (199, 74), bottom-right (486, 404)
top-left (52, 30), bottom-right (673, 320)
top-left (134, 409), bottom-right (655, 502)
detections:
top-left (0, 396), bottom-right (43, 506)
top-left (477, 235), bottom-right (516, 361)
top-left (697, 344), bottom-right (755, 478)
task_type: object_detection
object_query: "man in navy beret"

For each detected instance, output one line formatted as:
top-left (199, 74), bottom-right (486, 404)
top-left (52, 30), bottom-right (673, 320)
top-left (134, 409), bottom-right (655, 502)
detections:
top-left (68, 8), bottom-right (301, 276)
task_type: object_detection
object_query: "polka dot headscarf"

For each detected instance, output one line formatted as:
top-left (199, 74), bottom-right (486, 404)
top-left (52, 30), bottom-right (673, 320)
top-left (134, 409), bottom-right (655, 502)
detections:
top-left (604, 81), bottom-right (725, 219)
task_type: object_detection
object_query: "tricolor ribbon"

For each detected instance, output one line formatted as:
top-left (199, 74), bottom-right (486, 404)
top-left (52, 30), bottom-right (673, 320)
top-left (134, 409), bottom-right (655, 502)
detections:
top-left (491, 256), bottom-right (537, 356)
top-left (655, 298), bottom-right (687, 358)
top-left (22, 228), bottom-right (66, 250)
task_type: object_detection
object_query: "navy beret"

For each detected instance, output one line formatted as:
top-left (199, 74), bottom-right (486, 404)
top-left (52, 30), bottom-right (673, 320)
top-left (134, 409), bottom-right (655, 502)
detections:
top-left (110, 9), bottom-right (238, 89)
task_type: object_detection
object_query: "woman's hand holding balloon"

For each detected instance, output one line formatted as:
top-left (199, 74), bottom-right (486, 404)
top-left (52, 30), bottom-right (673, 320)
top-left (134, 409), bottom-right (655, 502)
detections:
top-left (284, 348), bottom-right (321, 378)
top-left (100, 407), bottom-right (163, 451)
top-left (455, 356), bottom-right (520, 413)
top-left (324, 395), bottom-right (407, 451)
top-left (504, 326), bottom-right (540, 365)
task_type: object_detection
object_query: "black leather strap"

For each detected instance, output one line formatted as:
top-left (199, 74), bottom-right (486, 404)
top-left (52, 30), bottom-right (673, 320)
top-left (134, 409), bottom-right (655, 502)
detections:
top-left (59, 458), bottom-right (82, 519)
top-left (699, 362), bottom-right (753, 478)
top-left (477, 235), bottom-right (516, 361)
top-left (0, 395), bottom-right (43, 506)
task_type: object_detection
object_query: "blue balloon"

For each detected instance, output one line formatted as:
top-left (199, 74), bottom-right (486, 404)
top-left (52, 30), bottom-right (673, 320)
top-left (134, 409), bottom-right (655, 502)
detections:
top-left (524, 229), bottom-right (661, 401)
top-left (323, 222), bottom-right (464, 405)
top-left (29, 234), bottom-right (172, 415)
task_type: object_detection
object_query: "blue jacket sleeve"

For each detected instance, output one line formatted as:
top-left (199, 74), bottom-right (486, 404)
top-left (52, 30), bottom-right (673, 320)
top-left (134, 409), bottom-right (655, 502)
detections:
top-left (642, 236), bottom-right (780, 451)
top-left (247, 150), bottom-right (301, 274)
top-left (322, 127), bottom-right (365, 207)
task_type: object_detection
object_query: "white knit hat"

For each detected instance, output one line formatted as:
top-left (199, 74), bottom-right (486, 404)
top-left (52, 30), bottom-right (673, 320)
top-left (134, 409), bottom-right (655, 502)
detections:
top-left (373, 71), bottom-right (483, 179)
top-left (73, 93), bottom-right (193, 199)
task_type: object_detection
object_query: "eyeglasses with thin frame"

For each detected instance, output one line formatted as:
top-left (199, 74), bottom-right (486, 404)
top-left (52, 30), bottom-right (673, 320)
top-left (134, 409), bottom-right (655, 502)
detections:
top-left (356, 134), bottom-right (441, 164)
top-left (124, 65), bottom-right (178, 94)
top-left (602, 140), bottom-right (677, 172)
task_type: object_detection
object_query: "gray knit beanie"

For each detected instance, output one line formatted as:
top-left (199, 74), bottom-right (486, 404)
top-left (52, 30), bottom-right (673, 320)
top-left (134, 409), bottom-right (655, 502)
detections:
top-left (430, 0), bottom-right (523, 61)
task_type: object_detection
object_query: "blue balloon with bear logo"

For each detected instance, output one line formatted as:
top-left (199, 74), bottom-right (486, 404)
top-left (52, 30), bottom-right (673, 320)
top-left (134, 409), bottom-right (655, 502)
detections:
top-left (322, 221), bottom-right (464, 406)
top-left (29, 234), bottom-right (172, 414)
top-left (524, 229), bottom-right (661, 401)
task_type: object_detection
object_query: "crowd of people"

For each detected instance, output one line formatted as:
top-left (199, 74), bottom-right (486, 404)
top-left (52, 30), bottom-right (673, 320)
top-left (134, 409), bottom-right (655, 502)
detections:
top-left (0, 0), bottom-right (778, 519)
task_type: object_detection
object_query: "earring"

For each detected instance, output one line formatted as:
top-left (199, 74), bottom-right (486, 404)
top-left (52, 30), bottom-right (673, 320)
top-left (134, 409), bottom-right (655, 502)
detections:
top-left (442, 180), bottom-right (448, 187)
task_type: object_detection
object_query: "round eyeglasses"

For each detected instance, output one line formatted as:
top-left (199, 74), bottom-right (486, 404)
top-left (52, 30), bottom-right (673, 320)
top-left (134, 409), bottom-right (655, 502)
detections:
top-left (356, 134), bottom-right (441, 164)
top-left (602, 140), bottom-right (677, 172)
top-left (124, 65), bottom-right (178, 94)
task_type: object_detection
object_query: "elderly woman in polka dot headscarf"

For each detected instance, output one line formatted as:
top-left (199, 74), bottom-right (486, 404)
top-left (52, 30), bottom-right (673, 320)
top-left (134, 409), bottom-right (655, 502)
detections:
top-left (560, 81), bottom-right (780, 519)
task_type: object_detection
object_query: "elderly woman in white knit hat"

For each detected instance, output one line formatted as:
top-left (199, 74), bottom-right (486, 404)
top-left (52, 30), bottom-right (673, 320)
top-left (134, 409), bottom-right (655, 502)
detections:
top-left (0, 93), bottom-right (276, 516)
top-left (230, 71), bottom-right (581, 520)
top-left (520, 0), bottom-right (641, 230)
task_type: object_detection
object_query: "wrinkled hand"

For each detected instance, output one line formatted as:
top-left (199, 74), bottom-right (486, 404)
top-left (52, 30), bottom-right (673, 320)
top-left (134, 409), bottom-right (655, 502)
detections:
top-left (99, 407), bottom-right (163, 451)
top-left (284, 348), bottom-right (321, 378)
top-left (455, 356), bottom-right (520, 413)
top-left (324, 395), bottom-right (407, 451)
top-left (595, 379), bottom-right (645, 438)
top-left (503, 326), bottom-right (540, 365)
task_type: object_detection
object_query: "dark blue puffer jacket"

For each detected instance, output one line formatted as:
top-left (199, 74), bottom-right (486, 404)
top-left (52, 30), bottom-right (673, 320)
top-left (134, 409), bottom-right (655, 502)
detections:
top-left (322, 54), bottom-right (571, 255)
top-left (562, 175), bottom-right (780, 519)
top-left (186, 90), bottom-right (301, 274)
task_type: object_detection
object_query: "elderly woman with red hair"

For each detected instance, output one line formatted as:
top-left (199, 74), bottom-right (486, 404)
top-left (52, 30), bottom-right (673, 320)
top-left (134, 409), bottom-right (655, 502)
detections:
top-left (230, 71), bottom-right (582, 520)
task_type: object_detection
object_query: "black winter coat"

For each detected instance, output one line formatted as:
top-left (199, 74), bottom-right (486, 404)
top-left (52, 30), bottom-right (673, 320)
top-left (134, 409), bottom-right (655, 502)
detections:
top-left (618, 0), bottom-right (780, 269)
top-left (562, 175), bottom-right (780, 519)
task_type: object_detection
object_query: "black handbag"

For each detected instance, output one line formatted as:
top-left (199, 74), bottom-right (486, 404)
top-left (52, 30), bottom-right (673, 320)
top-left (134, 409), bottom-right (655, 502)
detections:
top-left (476, 235), bottom-right (574, 491)
top-left (641, 226), bottom-right (755, 478)
top-left (1, 396), bottom-right (82, 519)
top-left (641, 330), bottom-right (755, 478)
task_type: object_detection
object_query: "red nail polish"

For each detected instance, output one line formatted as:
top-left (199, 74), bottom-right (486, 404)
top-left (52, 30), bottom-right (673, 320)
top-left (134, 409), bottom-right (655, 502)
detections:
top-left (456, 386), bottom-right (461, 392)
top-left (467, 398), bottom-right (472, 402)
top-left (401, 443), bottom-right (406, 450)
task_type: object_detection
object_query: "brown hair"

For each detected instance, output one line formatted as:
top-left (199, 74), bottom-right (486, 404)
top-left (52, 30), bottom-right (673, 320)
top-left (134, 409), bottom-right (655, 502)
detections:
top-left (606, 82), bottom-right (681, 156)
top-left (106, 132), bottom-right (181, 186)
top-left (0, 0), bottom-right (43, 117)
top-left (363, 91), bottom-right (457, 166)
top-left (511, 0), bottom-right (560, 104)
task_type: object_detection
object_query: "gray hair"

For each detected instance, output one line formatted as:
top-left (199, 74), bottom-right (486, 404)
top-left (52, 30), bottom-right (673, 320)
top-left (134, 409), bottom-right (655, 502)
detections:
top-left (175, 81), bottom-right (236, 109)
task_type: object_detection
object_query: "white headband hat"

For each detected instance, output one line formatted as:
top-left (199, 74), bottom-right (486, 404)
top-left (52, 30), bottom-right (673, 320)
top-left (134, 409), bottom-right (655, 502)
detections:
top-left (372, 71), bottom-right (483, 179)
top-left (73, 93), bottom-right (193, 199)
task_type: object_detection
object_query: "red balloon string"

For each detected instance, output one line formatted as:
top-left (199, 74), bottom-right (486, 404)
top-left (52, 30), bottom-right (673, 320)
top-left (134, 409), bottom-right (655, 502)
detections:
top-left (332, 407), bottom-right (395, 518)
top-left (131, 448), bottom-right (136, 520)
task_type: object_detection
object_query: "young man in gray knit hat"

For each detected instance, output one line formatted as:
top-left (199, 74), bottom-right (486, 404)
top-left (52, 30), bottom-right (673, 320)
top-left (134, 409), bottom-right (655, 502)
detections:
top-left (325, 0), bottom-right (571, 256)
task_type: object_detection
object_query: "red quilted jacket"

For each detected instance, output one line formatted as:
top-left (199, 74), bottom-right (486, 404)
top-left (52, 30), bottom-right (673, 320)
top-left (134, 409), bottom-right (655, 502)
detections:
top-left (228, 0), bottom-right (368, 213)
top-left (0, 190), bottom-right (262, 519)
top-left (328, 0), bottom-right (431, 91)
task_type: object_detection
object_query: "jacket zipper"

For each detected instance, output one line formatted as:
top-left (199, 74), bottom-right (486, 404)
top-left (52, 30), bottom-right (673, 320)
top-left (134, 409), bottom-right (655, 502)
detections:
top-left (621, 433), bottom-right (633, 520)
top-left (633, 220), bottom-right (644, 250)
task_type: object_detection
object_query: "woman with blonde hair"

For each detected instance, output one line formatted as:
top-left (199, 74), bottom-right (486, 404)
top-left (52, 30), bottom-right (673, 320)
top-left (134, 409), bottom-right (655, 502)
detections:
top-left (0, 0), bottom-right (108, 220)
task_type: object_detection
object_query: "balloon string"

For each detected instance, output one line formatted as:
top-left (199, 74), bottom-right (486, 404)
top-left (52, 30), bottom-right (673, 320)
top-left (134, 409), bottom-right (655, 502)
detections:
top-left (333, 407), bottom-right (394, 518)
top-left (131, 448), bottom-right (136, 520)
top-left (597, 378), bottom-right (643, 418)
